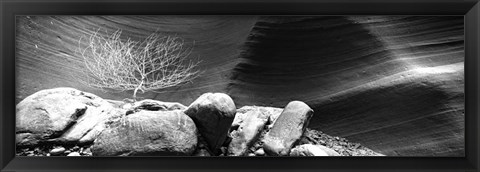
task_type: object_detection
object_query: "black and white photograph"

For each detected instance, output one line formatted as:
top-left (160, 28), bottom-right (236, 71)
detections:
top-left (15, 16), bottom-right (464, 157)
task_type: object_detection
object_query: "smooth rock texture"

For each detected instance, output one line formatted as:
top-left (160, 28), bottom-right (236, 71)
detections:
top-left (67, 152), bottom-right (81, 156)
top-left (290, 144), bottom-right (340, 156)
top-left (15, 16), bottom-right (256, 105)
top-left (184, 93), bottom-right (236, 154)
top-left (309, 63), bottom-right (464, 156)
top-left (228, 107), bottom-right (269, 156)
top-left (254, 148), bottom-right (265, 156)
top-left (91, 110), bottom-right (198, 156)
top-left (290, 144), bottom-right (328, 156)
top-left (228, 16), bottom-right (464, 156)
top-left (16, 16), bottom-right (464, 156)
top-left (49, 147), bottom-right (66, 156)
top-left (262, 101), bottom-right (314, 156)
top-left (16, 87), bottom-right (112, 146)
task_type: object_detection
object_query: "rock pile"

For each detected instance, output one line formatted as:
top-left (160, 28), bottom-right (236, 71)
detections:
top-left (16, 87), bottom-right (383, 156)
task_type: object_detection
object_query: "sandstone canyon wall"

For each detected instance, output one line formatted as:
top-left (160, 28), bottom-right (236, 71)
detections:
top-left (16, 16), bottom-right (464, 156)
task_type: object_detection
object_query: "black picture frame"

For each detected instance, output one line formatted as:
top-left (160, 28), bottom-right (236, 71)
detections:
top-left (1, 0), bottom-right (479, 172)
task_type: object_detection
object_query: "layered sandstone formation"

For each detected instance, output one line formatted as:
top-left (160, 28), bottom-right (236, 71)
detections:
top-left (16, 16), bottom-right (464, 156)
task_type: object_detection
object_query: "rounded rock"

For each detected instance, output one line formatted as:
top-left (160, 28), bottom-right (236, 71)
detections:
top-left (228, 108), bottom-right (269, 156)
top-left (92, 110), bottom-right (198, 156)
top-left (290, 144), bottom-right (340, 156)
top-left (262, 101), bottom-right (314, 156)
top-left (254, 148), bottom-right (265, 156)
top-left (184, 93), bottom-right (236, 154)
top-left (16, 87), bottom-right (115, 147)
top-left (50, 147), bottom-right (66, 156)
top-left (67, 152), bottom-right (81, 156)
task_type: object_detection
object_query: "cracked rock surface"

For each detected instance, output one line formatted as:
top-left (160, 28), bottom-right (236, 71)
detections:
top-left (91, 110), bottom-right (198, 156)
top-left (16, 87), bottom-right (117, 147)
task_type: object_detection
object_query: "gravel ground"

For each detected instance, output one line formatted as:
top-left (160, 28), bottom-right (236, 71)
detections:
top-left (16, 144), bottom-right (93, 157)
top-left (298, 129), bottom-right (384, 156)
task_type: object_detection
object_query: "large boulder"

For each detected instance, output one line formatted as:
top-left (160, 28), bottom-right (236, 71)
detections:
top-left (262, 101), bottom-right (314, 156)
top-left (68, 108), bottom-right (127, 144)
top-left (184, 93), bottom-right (236, 154)
top-left (290, 144), bottom-right (340, 156)
top-left (16, 87), bottom-right (115, 147)
top-left (91, 110), bottom-right (198, 156)
top-left (228, 107), bottom-right (269, 156)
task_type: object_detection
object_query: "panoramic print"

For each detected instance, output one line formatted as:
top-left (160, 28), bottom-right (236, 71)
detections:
top-left (15, 16), bottom-right (464, 157)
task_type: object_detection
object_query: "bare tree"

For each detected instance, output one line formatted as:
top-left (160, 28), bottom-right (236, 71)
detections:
top-left (78, 29), bottom-right (200, 100)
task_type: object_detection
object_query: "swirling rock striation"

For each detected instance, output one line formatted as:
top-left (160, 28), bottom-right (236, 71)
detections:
top-left (228, 16), bottom-right (464, 156)
top-left (16, 16), bottom-right (464, 156)
top-left (16, 16), bottom-right (257, 105)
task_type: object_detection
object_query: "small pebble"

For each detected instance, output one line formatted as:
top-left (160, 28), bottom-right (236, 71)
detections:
top-left (50, 147), bottom-right (66, 156)
top-left (247, 153), bottom-right (255, 156)
top-left (254, 148), bottom-right (265, 156)
top-left (83, 148), bottom-right (92, 155)
top-left (67, 152), bottom-right (81, 156)
top-left (64, 150), bottom-right (71, 154)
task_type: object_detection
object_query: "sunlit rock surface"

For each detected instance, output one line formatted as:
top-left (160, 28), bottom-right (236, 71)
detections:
top-left (16, 16), bottom-right (464, 156)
